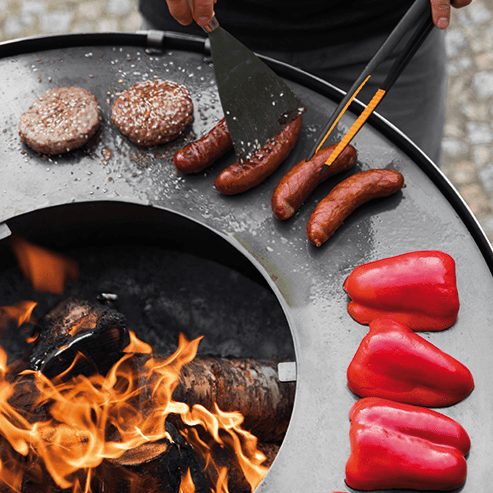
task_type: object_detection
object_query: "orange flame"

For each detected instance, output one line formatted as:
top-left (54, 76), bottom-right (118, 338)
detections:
top-left (180, 468), bottom-right (195, 493)
top-left (10, 236), bottom-right (79, 295)
top-left (0, 300), bottom-right (37, 335)
top-left (0, 330), bottom-right (269, 493)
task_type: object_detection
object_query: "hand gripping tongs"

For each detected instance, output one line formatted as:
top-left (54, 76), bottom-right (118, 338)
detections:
top-left (307, 0), bottom-right (436, 174)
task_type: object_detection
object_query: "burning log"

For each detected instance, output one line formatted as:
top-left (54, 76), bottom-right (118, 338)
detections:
top-left (100, 421), bottom-right (212, 493)
top-left (4, 429), bottom-right (207, 493)
top-left (91, 348), bottom-right (294, 444)
top-left (172, 355), bottom-right (294, 443)
top-left (101, 425), bottom-right (279, 493)
top-left (5, 371), bottom-right (270, 493)
top-left (29, 297), bottom-right (129, 379)
top-left (3, 296), bottom-right (293, 492)
top-left (30, 296), bottom-right (295, 443)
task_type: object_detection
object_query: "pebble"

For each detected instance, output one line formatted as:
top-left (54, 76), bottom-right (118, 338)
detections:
top-left (473, 71), bottom-right (493, 98)
top-left (467, 122), bottom-right (493, 145)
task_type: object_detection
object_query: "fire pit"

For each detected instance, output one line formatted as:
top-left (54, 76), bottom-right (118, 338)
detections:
top-left (0, 203), bottom-right (295, 492)
top-left (0, 31), bottom-right (492, 491)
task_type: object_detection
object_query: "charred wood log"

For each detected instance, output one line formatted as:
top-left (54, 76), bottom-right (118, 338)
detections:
top-left (4, 369), bottom-right (280, 493)
top-left (29, 297), bottom-right (129, 379)
top-left (172, 355), bottom-right (294, 443)
top-left (10, 353), bottom-right (294, 447)
top-left (99, 421), bottom-right (211, 493)
top-left (95, 443), bottom-right (183, 493)
top-left (0, 422), bottom-right (211, 493)
top-left (29, 297), bottom-right (295, 443)
top-left (103, 427), bottom-right (278, 493)
top-left (122, 351), bottom-right (294, 444)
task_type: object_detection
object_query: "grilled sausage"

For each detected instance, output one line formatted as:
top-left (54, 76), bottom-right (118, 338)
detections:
top-left (271, 143), bottom-right (358, 220)
top-left (214, 116), bottom-right (303, 195)
top-left (174, 117), bottom-right (233, 174)
top-left (307, 169), bottom-right (405, 247)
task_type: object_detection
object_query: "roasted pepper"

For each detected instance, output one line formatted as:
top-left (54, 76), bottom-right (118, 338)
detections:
top-left (346, 397), bottom-right (470, 491)
top-left (347, 317), bottom-right (474, 407)
top-left (343, 250), bottom-right (460, 331)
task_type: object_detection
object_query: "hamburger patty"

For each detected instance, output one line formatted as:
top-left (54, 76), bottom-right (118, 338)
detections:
top-left (111, 80), bottom-right (194, 146)
top-left (19, 86), bottom-right (101, 155)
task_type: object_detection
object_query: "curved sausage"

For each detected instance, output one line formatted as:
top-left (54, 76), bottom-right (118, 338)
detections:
top-left (174, 117), bottom-right (233, 174)
top-left (307, 169), bottom-right (405, 247)
top-left (214, 116), bottom-right (303, 195)
top-left (271, 143), bottom-right (358, 220)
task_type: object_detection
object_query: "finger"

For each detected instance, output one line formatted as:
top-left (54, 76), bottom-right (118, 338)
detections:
top-left (429, 0), bottom-right (452, 28)
top-left (191, 0), bottom-right (215, 26)
top-left (451, 0), bottom-right (473, 8)
top-left (166, 0), bottom-right (194, 25)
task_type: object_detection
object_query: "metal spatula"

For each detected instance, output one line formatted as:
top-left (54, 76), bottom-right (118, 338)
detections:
top-left (197, 14), bottom-right (305, 162)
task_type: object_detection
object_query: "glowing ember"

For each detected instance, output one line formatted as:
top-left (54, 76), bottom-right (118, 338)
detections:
top-left (0, 311), bottom-right (268, 493)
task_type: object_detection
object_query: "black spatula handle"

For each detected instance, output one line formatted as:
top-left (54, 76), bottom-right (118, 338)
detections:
top-left (201, 16), bottom-right (219, 33)
top-left (187, 0), bottom-right (219, 32)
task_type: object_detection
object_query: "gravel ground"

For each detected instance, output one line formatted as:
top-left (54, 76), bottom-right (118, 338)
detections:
top-left (1, 0), bottom-right (493, 243)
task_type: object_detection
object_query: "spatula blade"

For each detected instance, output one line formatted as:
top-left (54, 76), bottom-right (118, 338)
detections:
top-left (208, 27), bottom-right (304, 162)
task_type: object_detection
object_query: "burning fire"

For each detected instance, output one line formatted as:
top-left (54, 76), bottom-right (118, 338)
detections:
top-left (0, 310), bottom-right (268, 493)
top-left (0, 239), bottom-right (269, 493)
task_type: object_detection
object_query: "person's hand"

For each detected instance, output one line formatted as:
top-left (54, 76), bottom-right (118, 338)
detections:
top-left (430, 0), bottom-right (473, 29)
top-left (166, 0), bottom-right (215, 27)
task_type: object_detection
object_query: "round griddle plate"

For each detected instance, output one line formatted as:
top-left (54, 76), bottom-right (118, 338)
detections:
top-left (0, 32), bottom-right (491, 492)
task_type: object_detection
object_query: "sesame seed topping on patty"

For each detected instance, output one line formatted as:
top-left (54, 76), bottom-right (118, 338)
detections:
top-left (18, 86), bottom-right (101, 155)
top-left (111, 80), bottom-right (194, 147)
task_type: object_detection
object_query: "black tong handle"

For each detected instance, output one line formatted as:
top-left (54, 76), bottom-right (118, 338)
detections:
top-left (306, 0), bottom-right (434, 162)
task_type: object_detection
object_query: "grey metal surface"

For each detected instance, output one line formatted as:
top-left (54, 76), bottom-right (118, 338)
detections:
top-left (0, 33), bottom-right (492, 491)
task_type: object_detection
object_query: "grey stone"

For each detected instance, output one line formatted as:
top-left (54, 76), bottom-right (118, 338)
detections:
top-left (479, 164), bottom-right (493, 192)
top-left (473, 71), bottom-right (493, 98)
top-left (445, 29), bottom-right (468, 57)
top-left (40, 11), bottom-right (73, 33)
top-left (467, 122), bottom-right (493, 145)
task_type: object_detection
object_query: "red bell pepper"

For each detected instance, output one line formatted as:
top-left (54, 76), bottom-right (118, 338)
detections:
top-left (346, 397), bottom-right (470, 491)
top-left (347, 317), bottom-right (474, 407)
top-left (343, 250), bottom-right (460, 331)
